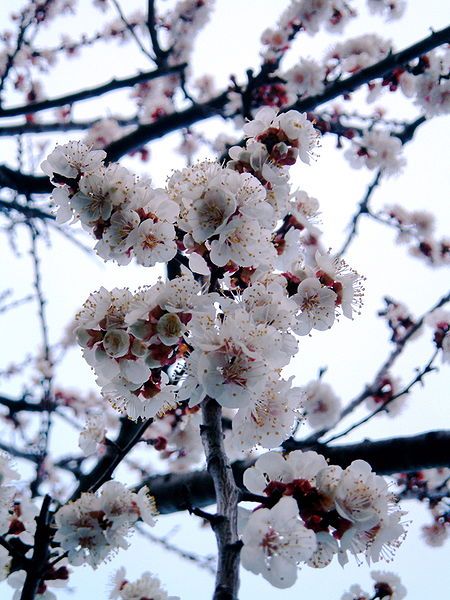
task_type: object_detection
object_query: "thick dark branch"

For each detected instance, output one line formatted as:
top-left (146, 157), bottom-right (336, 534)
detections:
top-left (143, 430), bottom-right (450, 515)
top-left (201, 398), bottom-right (241, 600)
top-left (0, 394), bottom-right (54, 413)
top-left (0, 65), bottom-right (185, 118)
top-left (0, 197), bottom-right (53, 219)
top-left (105, 92), bottom-right (228, 162)
top-left (1, 29), bottom-right (447, 195)
top-left (0, 441), bottom-right (40, 463)
top-left (0, 166), bottom-right (53, 195)
top-left (293, 27), bottom-right (450, 113)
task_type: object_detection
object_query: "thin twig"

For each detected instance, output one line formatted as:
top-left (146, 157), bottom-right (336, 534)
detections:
top-left (110, 0), bottom-right (153, 60)
top-left (338, 171), bottom-right (382, 256)
top-left (136, 523), bottom-right (216, 575)
top-left (322, 349), bottom-right (439, 444)
top-left (0, 65), bottom-right (185, 119)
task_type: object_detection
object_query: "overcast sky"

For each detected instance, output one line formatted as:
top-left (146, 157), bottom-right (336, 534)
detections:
top-left (0, 1), bottom-right (449, 598)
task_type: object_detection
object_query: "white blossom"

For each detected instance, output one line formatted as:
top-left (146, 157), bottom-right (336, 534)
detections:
top-left (110, 567), bottom-right (179, 600)
top-left (301, 379), bottom-right (341, 429)
top-left (241, 497), bottom-right (317, 588)
top-left (41, 141), bottom-right (106, 180)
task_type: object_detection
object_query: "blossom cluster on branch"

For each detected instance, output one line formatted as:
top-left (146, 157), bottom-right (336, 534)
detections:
top-left (241, 450), bottom-right (406, 587)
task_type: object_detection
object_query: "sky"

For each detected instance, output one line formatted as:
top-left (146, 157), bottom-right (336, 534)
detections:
top-left (0, 0), bottom-right (449, 598)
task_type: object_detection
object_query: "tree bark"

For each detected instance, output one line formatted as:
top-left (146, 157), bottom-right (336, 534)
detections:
top-left (201, 398), bottom-right (241, 600)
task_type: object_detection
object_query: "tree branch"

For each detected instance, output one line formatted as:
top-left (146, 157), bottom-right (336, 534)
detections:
top-left (20, 495), bottom-right (52, 600)
top-left (0, 28), bottom-right (447, 196)
top-left (302, 289), bottom-right (450, 444)
top-left (292, 27), bottom-right (450, 113)
top-left (338, 116), bottom-right (427, 255)
top-left (201, 398), bottom-right (241, 600)
top-left (322, 349), bottom-right (439, 444)
top-left (147, 0), bottom-right (169, 66)
top-left (110, 0), bottom-right (153, 61)
top-left (69, 417), bottom-right (152, 501)
top-left (0, 117), bottom-right (138, 137)
top-left (142, 430), bottom-right (450, 515)
top-left (0, 65), bottom-right (185, 118)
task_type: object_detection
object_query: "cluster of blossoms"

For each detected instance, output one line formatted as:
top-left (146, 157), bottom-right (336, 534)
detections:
top-left (259, 0), bottom-right (386, 63)
top-left (344, 129), bottom-right (405, 176)
top-left (83, 118), bottom-right (130, 150)
top-left (177, 291), bottom-right (301, 440)
top-left (41, 142), bottom-right (179, 267)
top-left (422, 498), bottom-right (450, 548)
top-left (241, 450), bottom-right (406, 588)
top-left (110, 567), bottom-right (179, 600)
top-left (79, 411), bottom-right (108, 455)
top-left (54, 481), bottom-right (156, 567)
top-left (283, 58), bottom-right (326, 98)
top-left (74, 275), bottom-right (212, 420)
top-left (143, 405), bottom-right (204, 472)
top-left (327, 34), bottom-right (391, 76)
top-left (42, 108), bottom-right (365, 438)
top-left (0, 454), bottom-right (65, 594)
top-left (132, 76), bottom-right (179, 125)
top-left (341, 571), bottom-right (406, 600)
top-left (0, 452), bottom-right (19, 527)
top-left (413, 47), bottom-right (450, 117)
top-left (161, 0), bottom-right (215, 66)
top-left (377, 297), bottom-right (418, 343)
top-left (366, 45), bottom-right (450, 116)
top-left (382, 204), bottom-right (450, 267)
top-left (395, 468), bottom-right (449, 548)
top-left (425, 309), bottom-right (450, 364)
top-left (365, 374), bottom-right (406, 417)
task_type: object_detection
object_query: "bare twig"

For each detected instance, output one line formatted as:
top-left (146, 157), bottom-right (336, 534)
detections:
top-left (339, 171), bottom-right (382, 256)
top-left (0, 197), bottom-right (54, 220)
top-left (301, 290), bottom-right (450, 444)
top-left (147, 0), bottom-right (169, 66)
top-left (136, 523), bottom-right (216, 575)
top-left (110, 0), bottom-right (153, 61)
top-left (338, 116), bottom-right (426, 256)
top-left (322, 349), bottom-right (439, 444)
top-left (70, 417), bottom-right (153, 500)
